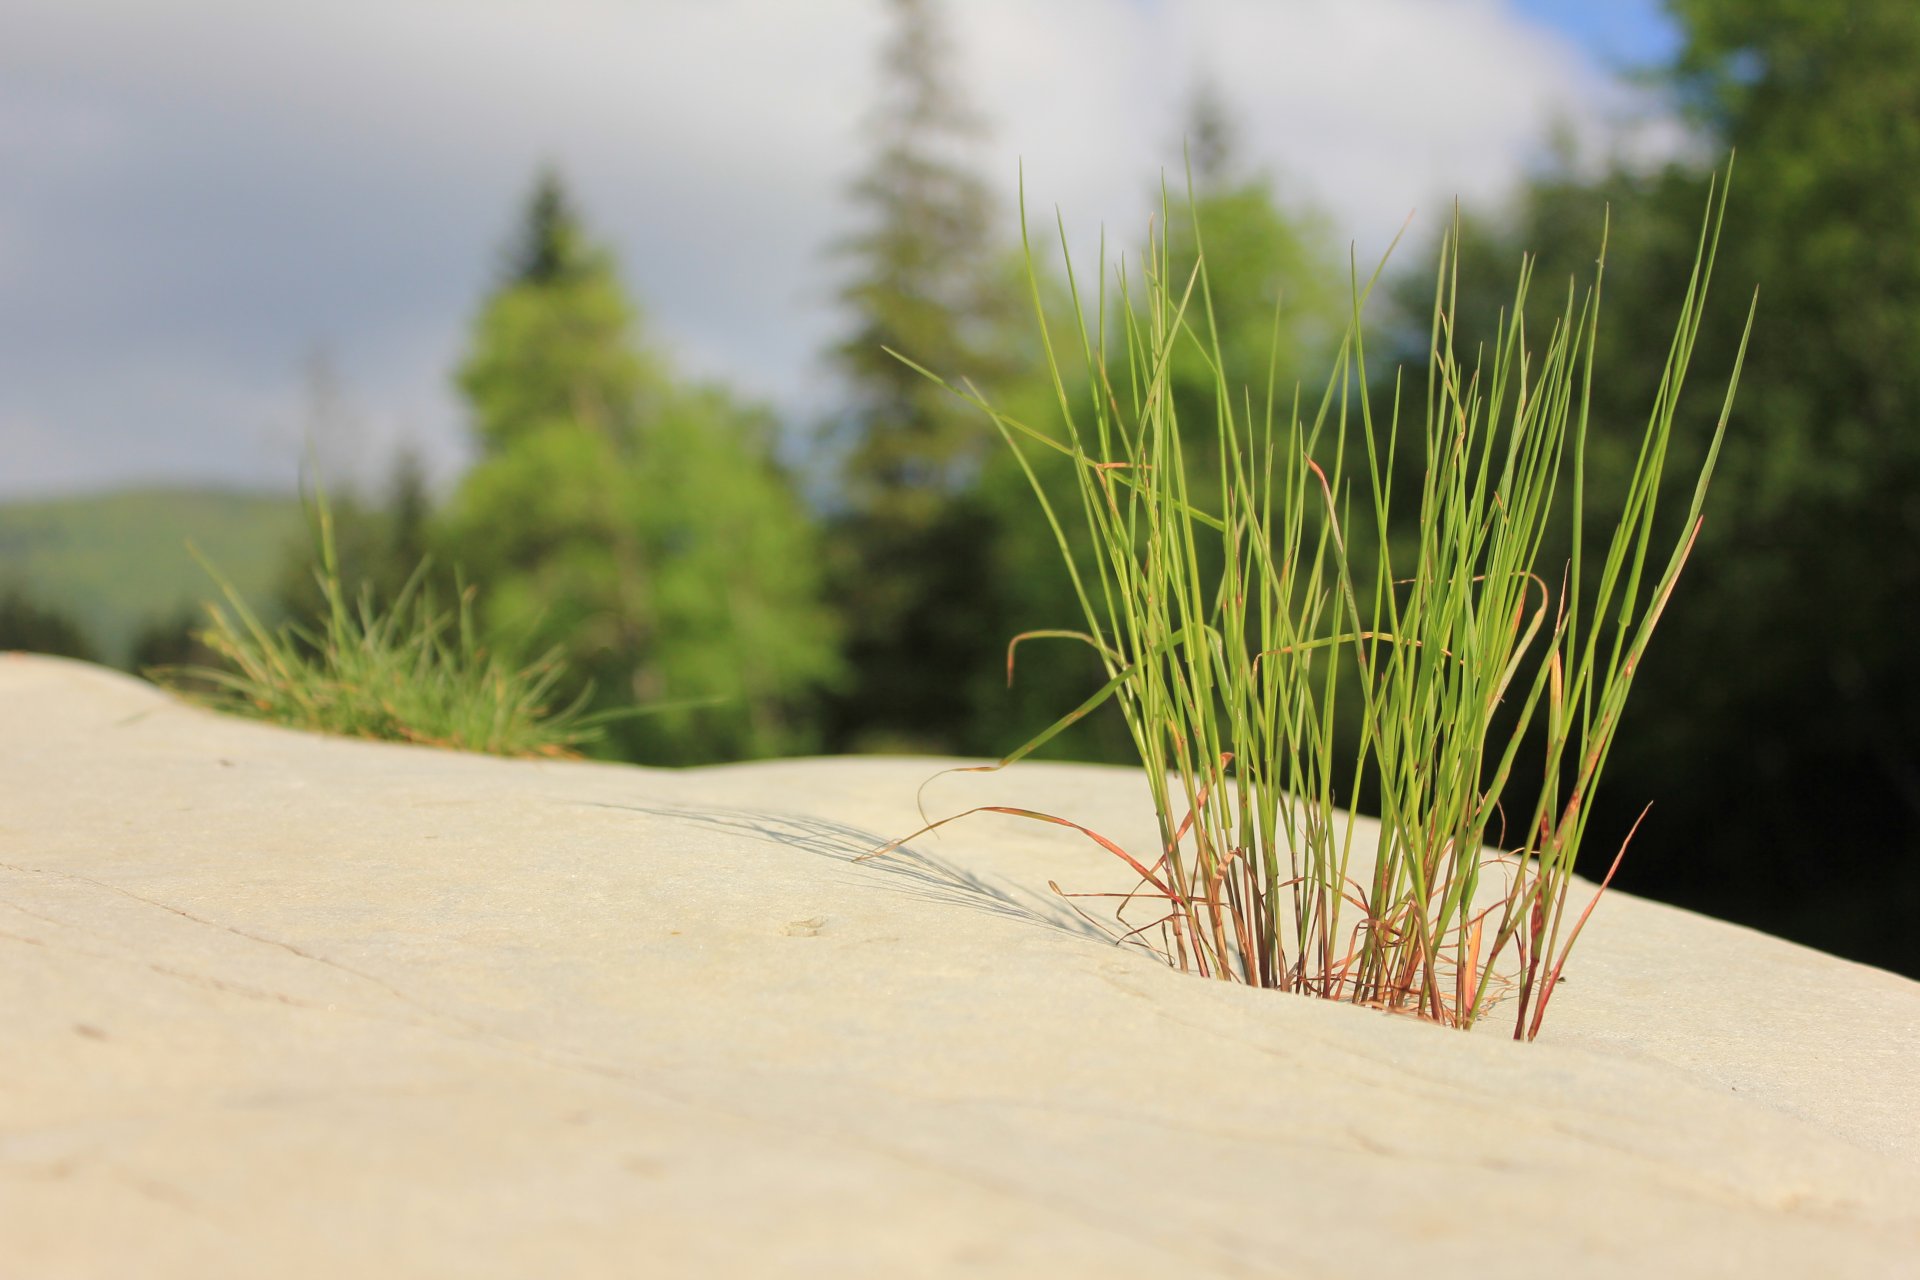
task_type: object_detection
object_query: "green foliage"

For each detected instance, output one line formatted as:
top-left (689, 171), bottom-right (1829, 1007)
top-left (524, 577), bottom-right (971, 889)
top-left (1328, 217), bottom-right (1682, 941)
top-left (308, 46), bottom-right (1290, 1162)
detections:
top-left (1663, 0), bottom-right (1920, 974)
top-left (1661, 1), bottom-right (1920, 514)
top-left (0, 488), bottom-right (304, 665)
top-left (893, 171), bottom-right (1747, 1037)
top-left (1431, 0), bottom-right (1920, 976)
top-left (446, 173), bottom-right (840, 764)
top-left (156, 498), bottom-right (602, 758)
top-left (0, 588), bottom-right (98, 661)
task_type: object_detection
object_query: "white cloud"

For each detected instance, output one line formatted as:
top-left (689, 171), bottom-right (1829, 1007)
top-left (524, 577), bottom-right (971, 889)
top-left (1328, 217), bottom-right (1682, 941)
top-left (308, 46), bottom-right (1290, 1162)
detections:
top-left (0, 0), bottom-right (1675, 499)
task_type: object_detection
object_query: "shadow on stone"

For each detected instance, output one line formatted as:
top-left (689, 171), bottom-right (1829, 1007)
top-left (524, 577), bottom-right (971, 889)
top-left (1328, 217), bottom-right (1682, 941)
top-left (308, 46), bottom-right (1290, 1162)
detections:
top-left (590, 800), bottom-right (1128, 947)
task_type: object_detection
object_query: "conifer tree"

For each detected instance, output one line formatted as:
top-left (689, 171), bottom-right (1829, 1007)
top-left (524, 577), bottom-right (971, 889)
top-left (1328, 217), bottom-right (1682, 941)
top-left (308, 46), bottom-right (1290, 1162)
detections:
top-left (832, 0), bottom-right (1006, 519)
top-left (825, 0), bottom-right (1019, 751)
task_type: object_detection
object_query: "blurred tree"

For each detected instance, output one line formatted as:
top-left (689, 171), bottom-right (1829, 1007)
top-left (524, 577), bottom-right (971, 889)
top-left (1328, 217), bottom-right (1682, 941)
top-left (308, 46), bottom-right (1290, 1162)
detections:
top-left (0, 588), bottom-right (98, 661)
top-left (461, 170), bottom-right (659, 456)
top-left (507, 172), bottom-right (587, 286)
top-left (1184, 80), bottom-right (1238, 192)
top-left (1412, 0), bottom-right (1920, 975)
top-left (824, 0), bottom-right (1022, 752)
top-left (1653, 0), bottom-right (1920, 974)
top-left (444, 172), bottom-right (840, 763)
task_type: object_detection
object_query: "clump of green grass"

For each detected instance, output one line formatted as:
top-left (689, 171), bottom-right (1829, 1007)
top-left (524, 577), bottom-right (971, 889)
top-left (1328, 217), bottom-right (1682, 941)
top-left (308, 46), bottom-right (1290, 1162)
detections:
top-left (876, 164), bottom-right (1752, 1040)
top-left (152, 494), bottom-right (603, 759)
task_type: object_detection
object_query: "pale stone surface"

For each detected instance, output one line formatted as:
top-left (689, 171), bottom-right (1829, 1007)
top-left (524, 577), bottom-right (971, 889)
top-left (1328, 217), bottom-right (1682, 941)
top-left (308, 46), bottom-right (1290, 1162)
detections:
top-left (3, 653), bottom-right (1917, 1277)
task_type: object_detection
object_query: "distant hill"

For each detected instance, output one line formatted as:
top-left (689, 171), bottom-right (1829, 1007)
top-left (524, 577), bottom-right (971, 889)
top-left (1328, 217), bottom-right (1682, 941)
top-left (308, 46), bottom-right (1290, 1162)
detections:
top-left (0, 487), bottom-right (309, 665)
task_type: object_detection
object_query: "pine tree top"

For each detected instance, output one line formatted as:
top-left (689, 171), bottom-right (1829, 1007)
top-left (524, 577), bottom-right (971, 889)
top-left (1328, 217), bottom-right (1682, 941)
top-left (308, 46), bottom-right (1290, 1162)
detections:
top-left (507, 169), bottom-right (595, 287)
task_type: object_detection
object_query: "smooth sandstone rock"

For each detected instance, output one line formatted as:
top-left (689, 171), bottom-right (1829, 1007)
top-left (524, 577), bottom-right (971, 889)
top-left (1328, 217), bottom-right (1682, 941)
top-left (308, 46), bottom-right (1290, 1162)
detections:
top-left (2, 653), bottom-right (1916, 1277)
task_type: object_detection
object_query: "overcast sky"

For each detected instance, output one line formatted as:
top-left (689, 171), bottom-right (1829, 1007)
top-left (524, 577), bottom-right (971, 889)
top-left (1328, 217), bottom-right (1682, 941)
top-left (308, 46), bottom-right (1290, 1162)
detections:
top-left (0, 0), bottom-right (1681, 501)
